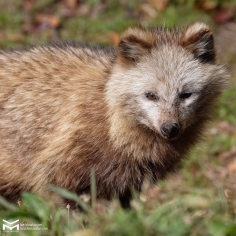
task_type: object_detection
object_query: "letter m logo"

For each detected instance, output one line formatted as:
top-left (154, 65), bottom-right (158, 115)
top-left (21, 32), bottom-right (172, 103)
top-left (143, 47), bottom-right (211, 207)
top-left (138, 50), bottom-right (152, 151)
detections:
top-left (2, 219), bottom-right (19, 231)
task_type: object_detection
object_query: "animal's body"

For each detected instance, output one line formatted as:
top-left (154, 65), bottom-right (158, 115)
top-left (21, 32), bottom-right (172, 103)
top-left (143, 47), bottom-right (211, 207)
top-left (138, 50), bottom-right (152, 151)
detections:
top-left (0, 23), bottom-right (228, 206)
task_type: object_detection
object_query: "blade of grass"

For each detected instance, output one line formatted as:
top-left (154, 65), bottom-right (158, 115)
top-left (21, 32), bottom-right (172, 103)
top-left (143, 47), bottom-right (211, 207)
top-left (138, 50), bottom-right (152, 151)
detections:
top-left (49, 185), bottom-right (91, 213)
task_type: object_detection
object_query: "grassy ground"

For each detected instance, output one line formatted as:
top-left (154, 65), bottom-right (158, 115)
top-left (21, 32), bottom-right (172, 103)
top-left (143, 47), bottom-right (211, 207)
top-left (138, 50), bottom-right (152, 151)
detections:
top-left (0, 0), bottom-right (236, 235)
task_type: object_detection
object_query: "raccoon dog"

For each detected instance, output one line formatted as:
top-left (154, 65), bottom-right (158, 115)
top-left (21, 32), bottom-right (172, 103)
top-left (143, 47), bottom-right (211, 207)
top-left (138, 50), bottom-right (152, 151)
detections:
top-left (0, 22), bottom-right (228, 207)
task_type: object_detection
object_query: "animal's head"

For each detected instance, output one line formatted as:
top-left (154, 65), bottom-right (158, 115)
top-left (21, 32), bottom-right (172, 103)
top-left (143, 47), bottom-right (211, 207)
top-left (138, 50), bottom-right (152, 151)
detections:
top-left (106, 22), bottom-right (228, 140)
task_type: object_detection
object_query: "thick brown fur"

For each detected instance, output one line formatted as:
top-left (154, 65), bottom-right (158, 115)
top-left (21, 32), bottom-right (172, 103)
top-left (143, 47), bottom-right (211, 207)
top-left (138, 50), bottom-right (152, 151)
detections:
top-left (0, 23), bottom-right (228, 206)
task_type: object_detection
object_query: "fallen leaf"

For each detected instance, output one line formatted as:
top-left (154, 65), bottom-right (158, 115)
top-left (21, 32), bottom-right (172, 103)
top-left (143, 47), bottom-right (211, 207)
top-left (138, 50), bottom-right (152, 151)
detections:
top-left (62, 0), bottom-right (77, 9)
top-left (200, 1), bottom-right (217, 11)
top-left (90, 3), bottom-right (106, 18)
top-left (35, 14), bottom-right (61, 28)
top-left (58, 0), bottom-right (79, 17)
top-left (23, 0), bottom-right (35, 10)
top-left (214, 7), bottom-right (235, 24)
top-left (227, 161), bottom-right (236, 172)
top-left (148, 0), bottom-right (169, 12)
top-left (140, 4), bottom-right (157, 18)
top-left (108, 32), bottom-right (120, 45)
top-left (77, 4), bottom-right (91, 17)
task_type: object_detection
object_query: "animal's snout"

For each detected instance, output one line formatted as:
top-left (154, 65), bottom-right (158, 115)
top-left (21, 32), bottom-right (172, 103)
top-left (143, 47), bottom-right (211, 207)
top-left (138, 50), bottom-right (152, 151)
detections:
top-left (160, 122), bottom-right (180, 139)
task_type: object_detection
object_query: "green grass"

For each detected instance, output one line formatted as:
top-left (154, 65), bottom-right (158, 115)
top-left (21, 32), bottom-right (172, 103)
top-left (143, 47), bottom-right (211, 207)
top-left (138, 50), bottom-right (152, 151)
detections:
top-left (219, 85), bottom-right (236, 124)
top-left (0, 0), bottom-right (236, 235)
top-left (0, 187), bottom-right (236, 236)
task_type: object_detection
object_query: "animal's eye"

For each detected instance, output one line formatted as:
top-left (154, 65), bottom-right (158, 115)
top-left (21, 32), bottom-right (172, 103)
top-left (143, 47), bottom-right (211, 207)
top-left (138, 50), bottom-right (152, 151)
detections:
top-left (179, 92), bottom-right (192, 100)
top-left (145, 92), bottom-right (157, 101)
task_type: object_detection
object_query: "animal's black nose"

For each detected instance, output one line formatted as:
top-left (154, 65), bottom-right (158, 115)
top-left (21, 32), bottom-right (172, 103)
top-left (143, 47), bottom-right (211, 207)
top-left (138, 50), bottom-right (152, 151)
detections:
top-left (160, 123), bottom-right (180, 139)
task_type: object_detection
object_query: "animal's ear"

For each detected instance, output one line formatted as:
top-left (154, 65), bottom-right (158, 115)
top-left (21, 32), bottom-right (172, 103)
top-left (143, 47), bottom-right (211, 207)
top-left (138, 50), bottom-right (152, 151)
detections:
top-left (118, 28), bottom-right (155, 64)
top-left (181, 22), bottom-right (215, 64)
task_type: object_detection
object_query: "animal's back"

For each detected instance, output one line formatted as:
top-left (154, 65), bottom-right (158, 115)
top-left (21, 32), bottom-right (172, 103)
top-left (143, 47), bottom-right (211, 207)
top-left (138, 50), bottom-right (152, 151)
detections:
top-left (0, 44), bottom-right (116, 200)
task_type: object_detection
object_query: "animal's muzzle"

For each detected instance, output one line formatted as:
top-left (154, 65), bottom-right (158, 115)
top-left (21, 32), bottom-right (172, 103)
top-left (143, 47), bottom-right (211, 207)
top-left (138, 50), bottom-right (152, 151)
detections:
top-left (160, 122), bottom-right (180, 139)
